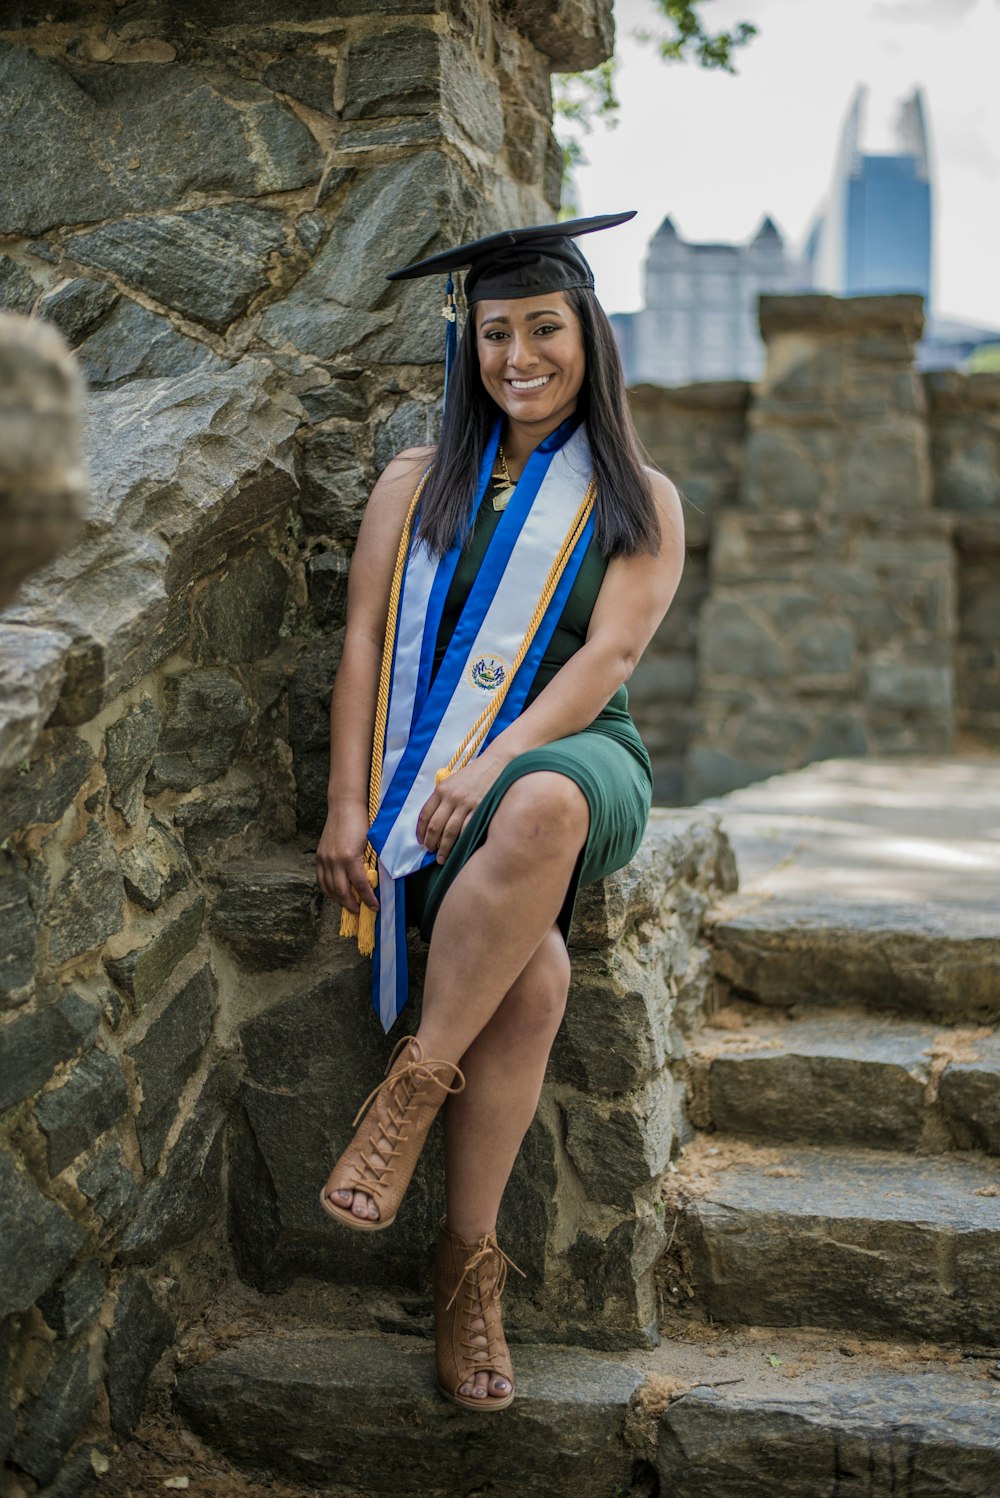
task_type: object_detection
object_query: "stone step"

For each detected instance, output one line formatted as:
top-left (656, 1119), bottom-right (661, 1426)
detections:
top-left (174, 1330), bottom-right (646, 1498)
top-left (710, 904), bottom-right (1000, 1024)
top-left (667, 1139), bottom-right (1000, 1343)
top-left (657, 1369), bottom-right (1000, 1497)
top-left (689, 1008), bottom-right (1000, 1154)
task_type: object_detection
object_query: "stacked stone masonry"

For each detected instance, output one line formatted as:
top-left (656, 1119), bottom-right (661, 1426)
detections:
top-left (0, 0), bottom-right (630, 1489)
top-left (630, 298), bottom-right (1000, 801)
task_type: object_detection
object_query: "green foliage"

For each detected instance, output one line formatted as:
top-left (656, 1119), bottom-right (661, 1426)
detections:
top-left (637, 0), bottom-right (757, 72)
top-left (963, 342), bottom-right (1000, 373)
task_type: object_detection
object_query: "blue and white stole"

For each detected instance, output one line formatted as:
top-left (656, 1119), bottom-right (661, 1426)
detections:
top-left (360, 415), bottom-right (596, 1031)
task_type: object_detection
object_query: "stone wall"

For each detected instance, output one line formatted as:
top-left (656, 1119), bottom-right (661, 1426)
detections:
top-left (0, 1), bottom-right (626, 1488)
top-left (626, 297), bottom-right (1000, 801)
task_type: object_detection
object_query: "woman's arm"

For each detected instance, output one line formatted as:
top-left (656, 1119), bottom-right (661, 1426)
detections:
top-left (417, 470), bottom-right (685, 863)
top-left (315, 446), bottom-right (434, 913)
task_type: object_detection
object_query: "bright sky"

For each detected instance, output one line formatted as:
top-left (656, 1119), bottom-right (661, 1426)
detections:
top-left (572, 0), bottom-right (1000, 329)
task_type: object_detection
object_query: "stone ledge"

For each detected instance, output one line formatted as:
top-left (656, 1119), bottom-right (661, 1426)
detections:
top-left (658, 1372), bottom-right (1000, 1498)
top-left (175, 1330), bottom-right (644, 1497)
top-left (758, 293), bottom-right (925, 340)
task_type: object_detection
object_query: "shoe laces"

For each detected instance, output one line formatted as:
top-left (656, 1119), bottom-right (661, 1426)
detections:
top-left (348, 1038), bottom-right (464, 1190)
top-left (446, 1233), bottom-right (526, 1314)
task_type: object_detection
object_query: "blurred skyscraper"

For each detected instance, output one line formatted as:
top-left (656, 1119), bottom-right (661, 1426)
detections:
top-left (805, 86), bottom-right (932, 307)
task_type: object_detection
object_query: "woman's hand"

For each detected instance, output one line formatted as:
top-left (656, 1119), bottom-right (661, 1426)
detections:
top-left (315, 801), bottom-right (379, 915)
top-left (416, 755), bottom-right (505, 865)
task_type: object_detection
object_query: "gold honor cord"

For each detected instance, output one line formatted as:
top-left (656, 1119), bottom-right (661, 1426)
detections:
top-left (341, 473), bottom-right (597, 959)
top-left (340, 473), bottom-right (427, 956)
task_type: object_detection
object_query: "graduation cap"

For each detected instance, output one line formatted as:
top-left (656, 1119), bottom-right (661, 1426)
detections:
top-left (387, 211), bottom-right (636, 391)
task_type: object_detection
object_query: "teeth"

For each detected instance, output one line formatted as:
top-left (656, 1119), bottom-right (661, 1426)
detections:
top-left (509, 375), bottom-right (550, 390)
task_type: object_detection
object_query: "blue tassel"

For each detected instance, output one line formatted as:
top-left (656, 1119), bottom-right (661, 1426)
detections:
top-left (442, 272), bottom-right (458, 404)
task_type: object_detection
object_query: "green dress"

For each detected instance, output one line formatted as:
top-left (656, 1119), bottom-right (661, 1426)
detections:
top-left (403, 473), bottom-right (653, 942)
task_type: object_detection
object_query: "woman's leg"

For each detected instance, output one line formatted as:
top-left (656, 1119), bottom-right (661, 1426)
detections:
top-left (324, 771), bottom-right (587, 1223)
top-left (442, 922), bottom-right (570, 1399)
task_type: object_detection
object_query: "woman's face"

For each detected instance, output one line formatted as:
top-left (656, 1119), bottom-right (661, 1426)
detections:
top-left (474, 291), bottom-right (585, 435)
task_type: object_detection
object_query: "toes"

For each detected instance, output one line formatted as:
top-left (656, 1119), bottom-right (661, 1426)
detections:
top-left (332, 1189), bottom-right (352, 1205)
top-left (488, 1374), bottom-right (510, 1398)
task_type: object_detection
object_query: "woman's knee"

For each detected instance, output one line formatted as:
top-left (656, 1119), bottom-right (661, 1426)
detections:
top-left (489, 772), bottom-right (589, 867)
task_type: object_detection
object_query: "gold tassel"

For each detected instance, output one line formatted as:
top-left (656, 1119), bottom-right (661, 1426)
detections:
top-left (434, 767), bottom-right (451, 786)
top-left (341, 855), bottom-right (379, 955)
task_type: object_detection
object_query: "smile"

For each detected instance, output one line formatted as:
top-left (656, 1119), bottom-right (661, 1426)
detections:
top-left (507, 375), bottom-right (552, 391)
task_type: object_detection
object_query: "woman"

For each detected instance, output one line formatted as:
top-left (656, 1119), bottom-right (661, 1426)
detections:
top-left (314, 213), bottom-right (684, 1412)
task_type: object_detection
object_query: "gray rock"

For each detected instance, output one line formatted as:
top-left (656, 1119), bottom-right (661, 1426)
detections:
top-left (0, 725), bottom-right (93, 843)
top-left (146, 669), bottom-right (252, 793)
top-left (119, 1075), bottom-right (228, 1262)
top-left (699, 600), bottom-right (785, 679)
top-left (35, 1048), bottom-right (129, 1175)
top-left (104, 896), bottom-right (205, 1011)
top-left (67, 206), bottom-right (291, 332)
top-left (866, 662), bottom-right (953, 714)
top-left (76, 1143), bottom-right (140, 1233)
top-left (305, 551), bottom-right (350, 631)
top-left (712, 905), bottom-right (1000, 1023)
top-left (0, 625), bottom-right (75, 790)
top-left (107, 1271), bottom-right (173, 1439)
top-left (175, 1331), bottom-right (643, 1496)
top-left (0, 45), bottom-right (322, 236)
top-left (287, 634), bottom-right (343, 837)
top-left (104, 697), bottom-right (162, 826)
top-left (12, 1345), bottom-right (99, 1486)
top-left (298, 376), bottom-right (367, 424)
top-left (210, 867), bottom-right (321, 969)
top-left (257, 153), bottom-right (477, 368)
top-left (44, 820), bottom-right (125, 965)
top-left (128, 965), bottom-right (217, 1169)
top-left (940, 1058), bottom-right (1000, 1154)
top-left (37, 1260), bottom-right (106, 1339)
top-left (372, 399), bottom-right (439, 473)
top-left (0, 991), bottom-right (99, 1111)
top-left (676, 1143), bottom-right (1000, 1341)
top-left (0, 1151), bottom-right (86, 1319)
top-left (5, 363), bottom-right (300, 726)
top-left (701, 1013), bottom-right (932, 1150)
top-left (36, 1446), bottom-right (99, 1498)
top-left (0, 254), bottom-right (41, 314)
top-left (0, 851), bottom-right (36, 1005)
top-left (121, 817), bottom-right (192, 911)
top-left (504, 0), bottom-right (614, 72)
top-left (658, 1373), bottom-right (1000, 1498)
top-left (75, 296), bottom-right (220, 389)
top-left (263, 55), bottom-right (336, 115)
top-left (297, 425), bottom-right (370, 539)
top-left (563, 1214), bottom-right (663, 1349)
top-left (190, 549), bottom-right (288, 666)
top-left (343, 28), bottom-right (440, 119)
top-left (563, 1076), bottom-right (674, 1210)
top-left (172, 784), bottom-right (263, 859)
top-left (37, 277), bottom-right (119, 347)
top-left (840, 417), bottom-right (930, 512)
top-left (742, 427), bottom-right (825, 511)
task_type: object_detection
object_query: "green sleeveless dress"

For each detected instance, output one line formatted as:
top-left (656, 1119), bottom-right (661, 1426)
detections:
top-left (403, 473), bottom-right (653, 942)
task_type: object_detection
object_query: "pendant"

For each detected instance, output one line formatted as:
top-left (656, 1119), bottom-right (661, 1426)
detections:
top-left (491, 483), bottom-right (516, 512)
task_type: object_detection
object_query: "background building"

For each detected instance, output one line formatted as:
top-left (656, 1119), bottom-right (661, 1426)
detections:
top-left (612, 214), bottom-right (806, 385)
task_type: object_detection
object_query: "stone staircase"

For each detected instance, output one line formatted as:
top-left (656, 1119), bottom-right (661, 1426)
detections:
top-left (169, 762), bottom-right (1000, 1498)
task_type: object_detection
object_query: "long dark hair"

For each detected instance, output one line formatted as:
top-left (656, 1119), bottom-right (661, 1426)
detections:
top-left (413, 287), bottom-right (662, 559)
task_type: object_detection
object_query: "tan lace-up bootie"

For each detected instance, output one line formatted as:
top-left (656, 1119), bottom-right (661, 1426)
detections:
top-left (320, 1036), bottom-right (464, 1232)
top-left (434, 1217), bottom-right (525, 1411)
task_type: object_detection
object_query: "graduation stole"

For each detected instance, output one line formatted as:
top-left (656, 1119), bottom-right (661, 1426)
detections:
top-left (341, 416), bottom-right (597, 1031)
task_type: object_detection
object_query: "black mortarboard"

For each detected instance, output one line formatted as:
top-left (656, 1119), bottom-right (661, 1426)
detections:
top-left (387, 210), bottom-right (636, 304)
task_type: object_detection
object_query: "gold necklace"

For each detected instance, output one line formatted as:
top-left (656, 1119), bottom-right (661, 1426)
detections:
top-left (491, 444), bottom-right (517, 511)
